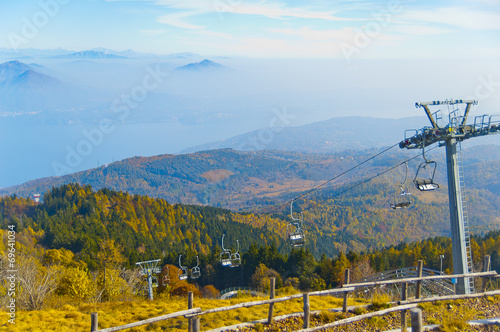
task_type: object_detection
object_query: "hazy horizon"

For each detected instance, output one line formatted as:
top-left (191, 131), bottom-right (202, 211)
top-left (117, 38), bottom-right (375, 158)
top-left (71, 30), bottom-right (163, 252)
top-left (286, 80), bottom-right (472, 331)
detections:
top-left (1, 0), bottom-right (499, 188)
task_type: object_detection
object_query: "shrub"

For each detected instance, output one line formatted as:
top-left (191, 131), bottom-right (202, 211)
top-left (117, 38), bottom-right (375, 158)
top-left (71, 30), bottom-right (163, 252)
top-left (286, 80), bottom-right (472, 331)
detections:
top-left (370, 292), bottom-right (392, 310)
top-left (170, 283), bottom-right (200, 297)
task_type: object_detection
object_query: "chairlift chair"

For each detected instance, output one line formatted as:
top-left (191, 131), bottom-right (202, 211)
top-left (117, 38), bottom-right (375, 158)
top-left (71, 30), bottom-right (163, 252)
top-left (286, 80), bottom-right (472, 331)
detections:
top-left (390, 184), bottom-right (412, 209)
top-left (230, 240), bottom-right (241, 267)
top-left (191, 256), bottom-right (201, 279)
top-left (220, 251), bottom-right (232, 267)
top-left (162, 266), bottom-right (170, 286)
top-left (178, 255), bottom-right (189, 280)
top-left (288, 199), bottom-right (305, 247)
top-left (414, 161), bottom-right (439, 191)
top-left (220, 235), bottom-right (233, 267)
top-left (151, 276), bottom-right (159, 288)
top-left (162, 274), bottom-right (170, 286)
top-left (390, 162), bottom-right (412, 210)
top-left (287, 222), bottom-right (305, 247)
top-left (413, 132), bottom-right (440, 191)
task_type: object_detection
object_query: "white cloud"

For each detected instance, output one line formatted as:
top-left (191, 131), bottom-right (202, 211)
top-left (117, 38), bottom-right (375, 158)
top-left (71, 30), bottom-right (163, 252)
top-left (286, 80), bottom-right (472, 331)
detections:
top-left (214, 3), bottom-right (346, 21)
top-left (391, 25), bottom-right (454, 36)
top-left (157, 11), bottom-right (206, 29)
top-left (401, 7), bottom-right (500, 31)
top-left (109, 0), bottom-right (355, 24)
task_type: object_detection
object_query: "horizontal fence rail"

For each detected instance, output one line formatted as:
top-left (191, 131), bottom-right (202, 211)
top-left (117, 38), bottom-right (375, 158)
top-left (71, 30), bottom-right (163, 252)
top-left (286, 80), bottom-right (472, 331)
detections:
top-left (345, 271), bottom-right (496, 288)
top-left (91, 308), bottom-right (201, 332)
top-left (186, 287), bottom-right (356, 318)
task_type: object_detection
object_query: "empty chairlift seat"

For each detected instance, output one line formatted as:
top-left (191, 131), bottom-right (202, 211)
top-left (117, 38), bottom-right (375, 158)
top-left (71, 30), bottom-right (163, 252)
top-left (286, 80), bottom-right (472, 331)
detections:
top-left (220, 250), bottom-right (232, 267)
top-left (178, 255), bottom-right (189, 280)
top-left (288, 199), bottom-right (306, 247)
top-left (191, 256), bottom-right (201, 279)
top-left (414, 161), bottom-right (439, 191)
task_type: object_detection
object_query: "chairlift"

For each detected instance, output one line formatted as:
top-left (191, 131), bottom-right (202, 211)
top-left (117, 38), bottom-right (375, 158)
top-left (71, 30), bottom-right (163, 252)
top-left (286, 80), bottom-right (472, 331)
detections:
top-left (220, 235), bottom-right (233, 267)
top-left (390, 185), bottom-right (411, 209)
top-left (191, 256), bottom-right (201, 279)
top-left (287, 222), bottom-right (305, 247)
top-left (151, 276), bottom-right (159, 288)
top-left (288, 199), bottom-right (305, 247)
top-left (162, 266), bottom-right (170, 286)
top-left (390, 162), bottom-right (412, 210)
top-left (230, 240), bottom-right (241, 268)
top-left (178, 255), bottom-right (188, 280)
top-left (413, 141), bottom-right (439, 191)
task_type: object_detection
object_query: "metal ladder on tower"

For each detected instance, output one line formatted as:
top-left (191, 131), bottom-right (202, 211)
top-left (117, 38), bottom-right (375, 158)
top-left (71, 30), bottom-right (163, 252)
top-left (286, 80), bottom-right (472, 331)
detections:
top-left (458, 142), bottom-right (475, 293)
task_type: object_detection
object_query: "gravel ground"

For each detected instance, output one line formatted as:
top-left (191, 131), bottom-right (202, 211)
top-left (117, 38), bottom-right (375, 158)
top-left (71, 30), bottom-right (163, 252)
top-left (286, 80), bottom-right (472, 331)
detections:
top-left (227, 297), bottom-right (500, 332)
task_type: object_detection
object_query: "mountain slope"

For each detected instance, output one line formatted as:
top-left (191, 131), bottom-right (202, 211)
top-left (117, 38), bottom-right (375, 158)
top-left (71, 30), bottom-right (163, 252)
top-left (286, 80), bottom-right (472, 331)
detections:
top-left (175, 59), bottom-right (228, 72)
top-left (181, 116), bottom-right (431, 153)
top-left (0, 60), bottom-right (34, 81)
top-left (1, 149), bottom-right (323, 207)
top-left (2, 69), bottom-right (61, 90)
top-left (0, 183), bottom-right (286, 269)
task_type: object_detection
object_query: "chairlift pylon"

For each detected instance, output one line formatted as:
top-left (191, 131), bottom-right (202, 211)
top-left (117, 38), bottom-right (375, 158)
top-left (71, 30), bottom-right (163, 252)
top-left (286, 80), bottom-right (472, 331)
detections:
top-left (414, 138), bottom-right (440, 191)
top-left (390, 162), bottom-right (412, 210)
top-left (288, 199), bottom-right (305, 247)
top-left (191, 256), bottom-right (201, 279)
top-left (178, 255), bottom-right (188, 280)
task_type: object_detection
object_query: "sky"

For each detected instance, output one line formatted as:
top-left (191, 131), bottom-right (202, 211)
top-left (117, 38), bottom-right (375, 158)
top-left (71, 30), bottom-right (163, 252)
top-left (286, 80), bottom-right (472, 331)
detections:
top-left (0, 0), bottom-right (499, 59)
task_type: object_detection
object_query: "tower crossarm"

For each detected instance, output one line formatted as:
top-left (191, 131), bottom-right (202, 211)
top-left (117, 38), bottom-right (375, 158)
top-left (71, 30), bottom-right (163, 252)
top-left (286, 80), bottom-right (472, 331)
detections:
top-left (400, 100), bottom-right (499, 149)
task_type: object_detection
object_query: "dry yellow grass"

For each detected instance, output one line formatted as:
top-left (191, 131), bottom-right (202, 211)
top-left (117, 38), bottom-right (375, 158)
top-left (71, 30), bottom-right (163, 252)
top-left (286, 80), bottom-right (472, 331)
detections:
top-left (0, 293), bottom-right (364, 332)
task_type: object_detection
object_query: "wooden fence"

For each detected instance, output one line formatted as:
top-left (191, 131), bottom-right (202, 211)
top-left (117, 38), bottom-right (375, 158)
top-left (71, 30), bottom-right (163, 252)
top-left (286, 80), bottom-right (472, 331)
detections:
top-left (90, 259), bottom-right (499, 332)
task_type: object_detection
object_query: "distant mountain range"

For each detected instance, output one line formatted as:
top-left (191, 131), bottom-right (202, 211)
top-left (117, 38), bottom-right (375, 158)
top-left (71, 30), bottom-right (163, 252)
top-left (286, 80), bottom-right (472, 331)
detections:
top-left (0, 47), bottom-right (203, 61)
top-left (181, 116), bottom-right (431, 153)
top-left (51, 50), bottom-right (127, 59)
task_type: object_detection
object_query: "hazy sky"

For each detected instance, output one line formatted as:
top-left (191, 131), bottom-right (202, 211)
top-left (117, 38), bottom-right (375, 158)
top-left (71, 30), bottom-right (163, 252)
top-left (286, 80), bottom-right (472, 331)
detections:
top-left (1, 0), bottom-right (500, 188)
top-left (1, 0), bottom-right (499, 59)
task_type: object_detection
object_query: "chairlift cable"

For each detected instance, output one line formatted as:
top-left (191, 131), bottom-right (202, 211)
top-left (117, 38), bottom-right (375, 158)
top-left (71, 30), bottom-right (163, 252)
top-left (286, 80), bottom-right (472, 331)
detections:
top-left (296, 145), bottom-right (440, 213)
top-left (267, 142), bottom-right (400, 214)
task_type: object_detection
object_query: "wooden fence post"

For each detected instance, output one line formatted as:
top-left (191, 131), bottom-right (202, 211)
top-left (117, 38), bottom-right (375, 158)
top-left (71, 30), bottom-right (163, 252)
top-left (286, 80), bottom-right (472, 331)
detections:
top-left (401, 283), bottom-right (407, 332)
top-left (303, 293), bottom-right (310, 329)
top-left (188, 292), bottom-right (194, 332)
top-left (268, 277), bottom-right (276, 324)
top-left (483, 255), bottom-right (491, 292)
top-left (343, 268), bottom-right (350, 313)
top-left (416, 260), bottom-right (423, 299)
top-left (410, 308), bottom-right (423, 332)
top-left (192, 316), bottom-right (200, 332)
top-left (90, 312), bottom-right (98, 332)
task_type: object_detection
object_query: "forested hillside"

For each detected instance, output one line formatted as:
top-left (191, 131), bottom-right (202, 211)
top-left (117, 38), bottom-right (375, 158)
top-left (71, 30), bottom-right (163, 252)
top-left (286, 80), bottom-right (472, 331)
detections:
top-left (0, 184), bottom-right (286, 270)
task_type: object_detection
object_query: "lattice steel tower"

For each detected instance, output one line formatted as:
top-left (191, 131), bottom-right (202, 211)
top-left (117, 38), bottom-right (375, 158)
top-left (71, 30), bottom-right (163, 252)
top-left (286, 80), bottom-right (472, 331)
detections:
top-left (399, 99), bottom-right (500, 294)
